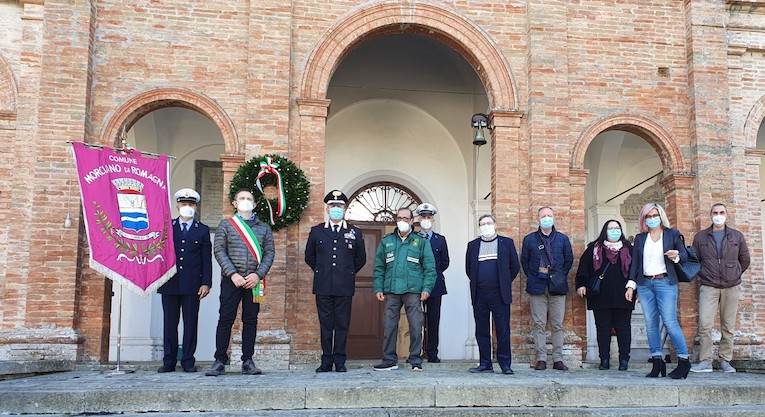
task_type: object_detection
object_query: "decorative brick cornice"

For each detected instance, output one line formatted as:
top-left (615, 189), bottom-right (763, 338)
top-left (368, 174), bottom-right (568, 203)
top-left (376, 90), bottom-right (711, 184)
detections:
top-left (489, 110), bottom-right (524, 129)
top-left (19, 0), bottom-right (44, 5)
top-left (296, 99), bottom-right (331, 118)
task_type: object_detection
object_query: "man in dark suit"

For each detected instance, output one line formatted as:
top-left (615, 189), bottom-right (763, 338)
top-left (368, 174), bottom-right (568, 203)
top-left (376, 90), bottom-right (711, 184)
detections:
top-left (305, 190), bottom-right (366, 373)
top-left (416, 203), bottom-right (450, 363)
top-left (465, 214), bottom-right (520, 375)
top-left (157, 188), bottom-right (212, 373)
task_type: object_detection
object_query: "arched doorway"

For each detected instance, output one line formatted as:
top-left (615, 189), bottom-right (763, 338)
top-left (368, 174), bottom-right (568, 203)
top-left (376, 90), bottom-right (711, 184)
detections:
top-left (323, 32), bottom-right (483, 360)
top-left (575, 114), bottom-right (691, 364)
top-left (107, 107), bottom-right (226, 361)
top-left (344, 182), bottom-right (421, 359)
top-left (582, 128), bottom-right (663, 363)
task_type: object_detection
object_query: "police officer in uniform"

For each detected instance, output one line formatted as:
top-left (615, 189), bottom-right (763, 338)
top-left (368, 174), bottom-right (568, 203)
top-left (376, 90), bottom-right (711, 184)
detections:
top-left (305, 190), bottom-right (366, 372)
top-left (416, 203), bottom-right (450, 363)
top-left (157, 188), bottom-right (212, 373)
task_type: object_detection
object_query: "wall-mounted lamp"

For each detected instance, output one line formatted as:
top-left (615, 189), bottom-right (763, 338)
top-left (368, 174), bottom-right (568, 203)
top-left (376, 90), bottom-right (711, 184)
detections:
top-left (471, 113), bottom-right (491, 146)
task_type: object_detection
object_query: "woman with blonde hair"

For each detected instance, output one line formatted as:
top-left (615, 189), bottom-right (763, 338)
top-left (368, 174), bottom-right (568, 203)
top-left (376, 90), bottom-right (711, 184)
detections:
top-left (627, 203), bottom-right (691, 379)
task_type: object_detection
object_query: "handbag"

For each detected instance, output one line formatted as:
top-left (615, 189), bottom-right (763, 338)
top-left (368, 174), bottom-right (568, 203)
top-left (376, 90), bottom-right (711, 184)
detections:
top-left (535, 233), bottom-right (569, 295)
top-left (589, 261), bottom-right (610, 297)
top-left (674, 233), bottom-right (701, 283)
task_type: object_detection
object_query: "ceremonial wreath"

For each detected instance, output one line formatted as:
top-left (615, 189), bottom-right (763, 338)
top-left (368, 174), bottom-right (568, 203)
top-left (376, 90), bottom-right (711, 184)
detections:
top-left (229, 154), bottom-right (310, 231)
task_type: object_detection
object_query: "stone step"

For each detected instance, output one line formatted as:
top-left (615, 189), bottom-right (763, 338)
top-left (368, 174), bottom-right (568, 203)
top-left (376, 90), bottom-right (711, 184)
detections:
top-left (2, 366), bottom-right (764, 415)
top-left (15, 406), bottom-right (765, 417)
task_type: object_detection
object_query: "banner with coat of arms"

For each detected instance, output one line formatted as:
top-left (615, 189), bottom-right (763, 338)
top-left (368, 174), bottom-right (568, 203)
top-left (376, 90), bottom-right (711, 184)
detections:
top-left (71, 142), bottom-right (176, 296)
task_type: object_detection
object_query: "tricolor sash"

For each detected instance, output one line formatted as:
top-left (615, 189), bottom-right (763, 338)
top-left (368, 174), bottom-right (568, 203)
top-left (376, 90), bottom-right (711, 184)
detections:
top-left (228, 214), bottom-right (265, 303)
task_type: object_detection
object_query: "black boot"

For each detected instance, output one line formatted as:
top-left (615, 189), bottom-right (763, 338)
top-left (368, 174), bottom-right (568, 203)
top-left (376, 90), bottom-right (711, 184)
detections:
top-left (668, 358), bottom-right (691, 380)
top-left (618, 359), bottom-right (629, 371)
top-left (599, 359), bottom-right (610, 370)
top-left (646, 356), bottom-right (666, 378)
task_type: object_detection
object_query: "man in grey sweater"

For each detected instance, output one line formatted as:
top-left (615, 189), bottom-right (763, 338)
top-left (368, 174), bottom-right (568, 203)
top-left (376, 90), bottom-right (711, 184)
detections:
top-left (206, 189), bottom-right (275, 376)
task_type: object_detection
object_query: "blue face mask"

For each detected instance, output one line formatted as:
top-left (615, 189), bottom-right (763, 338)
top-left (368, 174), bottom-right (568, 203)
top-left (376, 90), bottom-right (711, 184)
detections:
top-left (606, 228), bottom-right (622, 241)
top-left (329, 207), bottom-right (344, 220)
top-left (645, 217), bottom-right (661, 229)
top-left (539, 217), bottom-right (554, 229)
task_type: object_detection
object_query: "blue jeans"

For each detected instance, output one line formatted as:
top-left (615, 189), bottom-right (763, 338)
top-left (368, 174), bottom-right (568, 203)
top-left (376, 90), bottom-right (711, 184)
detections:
top-left (637, 278), bottom-right (688, 358)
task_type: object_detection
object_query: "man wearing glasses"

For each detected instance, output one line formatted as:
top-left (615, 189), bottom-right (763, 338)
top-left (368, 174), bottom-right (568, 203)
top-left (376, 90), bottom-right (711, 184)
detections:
top-left (372, 207), bottom-right (436, 372)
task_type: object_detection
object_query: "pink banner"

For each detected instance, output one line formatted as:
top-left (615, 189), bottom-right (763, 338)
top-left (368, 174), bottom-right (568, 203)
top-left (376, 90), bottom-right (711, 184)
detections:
top-left (72, 142), bottom-right (176, 296)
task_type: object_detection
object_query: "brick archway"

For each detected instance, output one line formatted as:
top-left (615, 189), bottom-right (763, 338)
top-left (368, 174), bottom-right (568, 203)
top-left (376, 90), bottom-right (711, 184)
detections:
top-left (299, 1), bottom-right (517, 110)
top-left (100, 87), bottom-right (238, 154)
top-left (743, 94), bottom-right (765, 149)
top-left (0, 54), bottom-right (17, 116)
top-left (570, 114), bottom-right (688, 175)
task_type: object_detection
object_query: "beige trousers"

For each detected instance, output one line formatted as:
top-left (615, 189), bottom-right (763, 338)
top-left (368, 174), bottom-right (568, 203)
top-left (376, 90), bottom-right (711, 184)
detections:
top-left (698, 284), bottom-right (740, 363)
top-left (530, 290), bottom-right (566, 363)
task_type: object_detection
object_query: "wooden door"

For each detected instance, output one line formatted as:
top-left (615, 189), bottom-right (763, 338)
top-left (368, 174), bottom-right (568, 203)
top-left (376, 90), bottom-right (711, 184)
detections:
top-left (346, 225), bottom-right (386, 359)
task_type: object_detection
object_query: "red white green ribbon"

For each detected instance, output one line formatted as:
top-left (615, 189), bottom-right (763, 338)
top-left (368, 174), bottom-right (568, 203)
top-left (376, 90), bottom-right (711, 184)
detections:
top-left (256, 156), bottom-right (286, 225)
top-left (228, 214), bottom-right (265, 302)
top-left (228, 214), bottom-right (263, 264)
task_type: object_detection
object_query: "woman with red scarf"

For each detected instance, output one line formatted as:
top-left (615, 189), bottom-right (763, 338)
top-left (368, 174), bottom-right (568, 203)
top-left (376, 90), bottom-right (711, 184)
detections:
top-left (576, 219), bottom-right (635, 371)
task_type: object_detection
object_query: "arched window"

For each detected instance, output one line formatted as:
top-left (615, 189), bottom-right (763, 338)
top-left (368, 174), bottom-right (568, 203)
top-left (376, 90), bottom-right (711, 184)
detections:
top-left (346, 182), bottom-right (421, 224)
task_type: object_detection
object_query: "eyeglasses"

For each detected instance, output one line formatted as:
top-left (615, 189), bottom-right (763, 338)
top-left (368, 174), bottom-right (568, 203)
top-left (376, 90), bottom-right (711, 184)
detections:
top-left (645, 214), bottom-right (661, 219)
top-left (396, 217), bottom-right (411, 221)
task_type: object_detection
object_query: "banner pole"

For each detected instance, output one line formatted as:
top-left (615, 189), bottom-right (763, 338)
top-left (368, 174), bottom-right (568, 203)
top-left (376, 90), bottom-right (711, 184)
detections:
top-left (105, 284), bottom-right (134, 375)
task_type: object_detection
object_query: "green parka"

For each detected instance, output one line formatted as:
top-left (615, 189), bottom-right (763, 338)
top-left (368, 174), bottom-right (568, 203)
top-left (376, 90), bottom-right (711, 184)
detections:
top-left (373, 230), bottom-right (436, 295)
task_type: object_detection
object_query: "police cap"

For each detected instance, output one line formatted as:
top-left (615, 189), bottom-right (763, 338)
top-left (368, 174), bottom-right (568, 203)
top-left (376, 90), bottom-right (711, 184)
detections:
top-left (416, 203), bottom-right (438, 216)
top-left (324, 190), bottom-right (348, 205)
top-left (174, 188), bottom-right (200, 204)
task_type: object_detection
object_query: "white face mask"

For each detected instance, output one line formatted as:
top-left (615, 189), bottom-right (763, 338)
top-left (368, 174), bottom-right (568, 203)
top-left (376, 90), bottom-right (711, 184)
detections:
top-left (420, 219), bottom-right (432, 230)
top-left (179, 206), bottom-right (195, 219)
top-left (480, 224), bottom-right (496, 238)
top-left (712, 215), bottom-right (726, 226)
top-left (397, 221), bottom-right (411, 233)
top-left (237, 199), bottom-right (254, 213)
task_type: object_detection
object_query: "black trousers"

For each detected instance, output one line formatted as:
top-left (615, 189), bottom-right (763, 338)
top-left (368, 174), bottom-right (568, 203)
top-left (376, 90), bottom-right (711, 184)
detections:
top-left (593, 308), bottom-right (632, 361)
top-left (161, 294), bottom-right (200, 369)
top-left (214, 276), bottom-right (260, 363)
top-left (315, 295), bottom-right (353, 366)
top-left (424, 295), bottom-right (442, 359)
top-left (473, 288), bottom-right (512, 370)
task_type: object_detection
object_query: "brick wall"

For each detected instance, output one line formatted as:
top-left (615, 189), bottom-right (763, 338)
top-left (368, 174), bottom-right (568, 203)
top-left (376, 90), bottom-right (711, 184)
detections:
top-left (2, 0), bottom-right (765, 364)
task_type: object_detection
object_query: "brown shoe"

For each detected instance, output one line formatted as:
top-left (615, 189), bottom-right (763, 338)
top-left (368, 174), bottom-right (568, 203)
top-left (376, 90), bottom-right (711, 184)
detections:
top-left (553, 361), bottom-right (569, 371)
top-left (534, 360), bottom-right (547, 370)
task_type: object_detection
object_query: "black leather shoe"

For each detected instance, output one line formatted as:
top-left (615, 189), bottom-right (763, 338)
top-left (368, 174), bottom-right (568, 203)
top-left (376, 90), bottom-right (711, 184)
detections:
top-left (335, 364), bottom-right (347, 372)
top-left (183, 366), bottom-right (198, 373)
top-left (241, 359), bottom-right (262, 375)
top-left (205, 360), bottom-right (226, 376)
top-left (468, 365), bottom-right (494, 373)
top-left (501, 368), bottom-right (515, 375)
top-left (315, 364), bottom-right (332, 373)
top-left (618, 359), bottom-right (629, 371)
top-left (157, 365), bottom-right (175, 373)
top-left (599, 359), bottom-right (610, 370)
top-left (553, 361), bottom-right (569, 371)
top-left (534, 361), bottom-right (547, 370)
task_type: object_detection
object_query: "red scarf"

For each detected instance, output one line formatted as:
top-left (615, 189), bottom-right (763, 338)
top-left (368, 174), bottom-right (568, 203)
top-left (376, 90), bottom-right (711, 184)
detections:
top-left (593, 241), bottom-right (631, 278)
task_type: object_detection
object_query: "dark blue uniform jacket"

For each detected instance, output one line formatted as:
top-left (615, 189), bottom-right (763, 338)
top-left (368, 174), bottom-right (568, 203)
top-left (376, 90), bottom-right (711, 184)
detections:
top-left (158, 218), bottom-right (213, 295)
top-left (305, 223), bottom-right (366, 297)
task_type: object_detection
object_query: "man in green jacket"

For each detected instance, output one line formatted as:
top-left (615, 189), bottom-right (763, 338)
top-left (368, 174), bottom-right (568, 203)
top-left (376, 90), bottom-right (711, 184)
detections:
top-left (373, 207), bottom-right (436, 372)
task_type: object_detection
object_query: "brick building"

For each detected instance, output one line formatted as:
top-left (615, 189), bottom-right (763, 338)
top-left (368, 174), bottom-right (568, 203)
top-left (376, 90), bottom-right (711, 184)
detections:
top-left (1, 0), bottom-right (764, 367)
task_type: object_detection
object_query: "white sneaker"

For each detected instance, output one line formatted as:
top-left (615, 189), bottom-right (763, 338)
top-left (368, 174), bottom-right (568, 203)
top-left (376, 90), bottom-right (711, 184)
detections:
top-left (690, 361), bottom-right (713, 373)
top-left (721, 361), bottom-right (736, 373)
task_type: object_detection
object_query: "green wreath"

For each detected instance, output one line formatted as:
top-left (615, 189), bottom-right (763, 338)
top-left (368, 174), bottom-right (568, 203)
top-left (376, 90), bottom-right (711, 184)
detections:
top-left (228, 154), bottom-right (310, 231)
